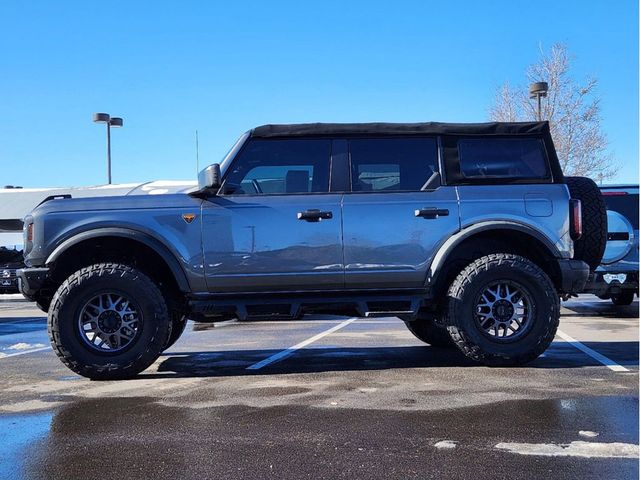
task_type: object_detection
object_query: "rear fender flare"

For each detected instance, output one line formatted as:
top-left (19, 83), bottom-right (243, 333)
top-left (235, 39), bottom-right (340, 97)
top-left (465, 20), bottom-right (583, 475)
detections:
top-left (427, 221), bottom-right (561, 286)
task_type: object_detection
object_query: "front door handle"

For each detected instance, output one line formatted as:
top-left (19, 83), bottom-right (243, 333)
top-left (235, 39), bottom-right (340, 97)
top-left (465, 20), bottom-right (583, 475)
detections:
top-left (297, 209), bottom-right (333, 222)
top-left (415, 207), bottom-right (449, 219)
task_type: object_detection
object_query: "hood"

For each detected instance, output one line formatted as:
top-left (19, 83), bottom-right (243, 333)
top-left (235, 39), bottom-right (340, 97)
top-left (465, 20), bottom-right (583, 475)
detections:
top-left (32, 193), bottom-right (201, 216)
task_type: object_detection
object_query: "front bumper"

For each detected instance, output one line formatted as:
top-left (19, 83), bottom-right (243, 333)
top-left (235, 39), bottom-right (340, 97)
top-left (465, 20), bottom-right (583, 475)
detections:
top-left (17, 267), bottom-right (50, 300)
top-left (558, 259), bottom-right (590, 294)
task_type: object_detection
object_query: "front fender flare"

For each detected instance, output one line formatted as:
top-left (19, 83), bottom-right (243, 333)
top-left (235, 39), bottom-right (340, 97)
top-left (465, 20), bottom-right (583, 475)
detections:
top-left (46, 227), bottom-right (191, 292)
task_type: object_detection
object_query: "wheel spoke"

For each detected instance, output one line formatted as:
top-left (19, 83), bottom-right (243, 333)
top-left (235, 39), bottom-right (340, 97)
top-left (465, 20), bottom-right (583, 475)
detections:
top-left (78, 293), bottom-right (141, 352)
top-left (475, 281), bottom-right (532, 341)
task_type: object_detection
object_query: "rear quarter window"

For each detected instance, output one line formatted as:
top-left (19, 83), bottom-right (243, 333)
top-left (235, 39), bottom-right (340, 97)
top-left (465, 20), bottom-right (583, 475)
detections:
top-left (458, 138), bottom-right (550, 182)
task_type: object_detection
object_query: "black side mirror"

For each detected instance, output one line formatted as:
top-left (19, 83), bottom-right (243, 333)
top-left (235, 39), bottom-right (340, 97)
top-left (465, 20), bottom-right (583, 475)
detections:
top-left (197, 164), bottom-right (222, 192)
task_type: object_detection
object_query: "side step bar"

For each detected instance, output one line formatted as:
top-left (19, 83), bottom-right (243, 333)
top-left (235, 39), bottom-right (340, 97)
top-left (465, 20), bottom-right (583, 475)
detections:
top-left (188, 293), bottom-right (428, 322)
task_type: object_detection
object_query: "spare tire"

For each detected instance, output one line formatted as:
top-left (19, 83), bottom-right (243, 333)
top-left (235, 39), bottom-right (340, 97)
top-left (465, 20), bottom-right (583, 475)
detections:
top-left (565, 177), bottom-right (607, 270)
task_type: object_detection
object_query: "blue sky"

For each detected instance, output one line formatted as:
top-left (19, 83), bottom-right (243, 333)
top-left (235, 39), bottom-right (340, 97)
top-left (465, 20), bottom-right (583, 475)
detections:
top-left (1, 0), bottom-right (637, 187)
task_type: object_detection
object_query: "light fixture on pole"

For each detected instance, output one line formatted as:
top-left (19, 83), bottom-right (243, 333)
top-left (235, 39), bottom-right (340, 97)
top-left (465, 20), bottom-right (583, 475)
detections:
top-left (529, 82), bottom-right (548, 121)
top-left (93, 113), bottom-right (124, 184)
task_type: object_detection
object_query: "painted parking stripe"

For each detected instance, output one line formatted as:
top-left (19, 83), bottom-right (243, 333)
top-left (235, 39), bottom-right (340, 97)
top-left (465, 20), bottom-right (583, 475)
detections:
top-left (247, 318), bottom-right (357, 370)
top-left (556, 329), bottom-right (629, 372)
top-left (0, 346), bottom-right (51, 359)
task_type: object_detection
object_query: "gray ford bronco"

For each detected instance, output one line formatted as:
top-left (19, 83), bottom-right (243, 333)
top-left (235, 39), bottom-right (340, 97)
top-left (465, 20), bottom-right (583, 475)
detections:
top-left (18, 122), bottom-right (607, 379)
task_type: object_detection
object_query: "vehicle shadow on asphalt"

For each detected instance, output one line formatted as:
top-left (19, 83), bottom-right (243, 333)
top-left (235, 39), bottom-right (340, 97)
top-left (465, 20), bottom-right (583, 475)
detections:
top-left (149, 341), bottom-right (639, 378)
top-left (562, 301), bottom-right (639, 319)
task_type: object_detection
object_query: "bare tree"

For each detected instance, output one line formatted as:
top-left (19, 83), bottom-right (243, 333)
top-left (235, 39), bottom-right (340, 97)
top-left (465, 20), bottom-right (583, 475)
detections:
top-left (490, 43), bottom-right (617, 180)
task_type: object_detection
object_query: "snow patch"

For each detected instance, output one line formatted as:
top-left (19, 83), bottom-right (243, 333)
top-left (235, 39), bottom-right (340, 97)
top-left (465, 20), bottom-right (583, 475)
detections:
top-left (434, 440), bottom-right (458, 449)
top-left (579, 430), bottom-right (600, 438)
top-left (496, 441), bottom-right (639, 458)
top-left (7, 343), bottom-right (46, 351)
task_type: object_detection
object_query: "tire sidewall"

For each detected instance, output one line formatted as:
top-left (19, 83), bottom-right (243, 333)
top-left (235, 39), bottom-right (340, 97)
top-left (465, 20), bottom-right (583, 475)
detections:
top-left (50, 266), bottom-right (169, 377)
top-left (449, 260), bottom-right (558, 360)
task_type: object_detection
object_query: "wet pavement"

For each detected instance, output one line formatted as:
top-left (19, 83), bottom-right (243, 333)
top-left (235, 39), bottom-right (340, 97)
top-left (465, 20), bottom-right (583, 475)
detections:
top-left (0, 294), bottom-right (638, 479)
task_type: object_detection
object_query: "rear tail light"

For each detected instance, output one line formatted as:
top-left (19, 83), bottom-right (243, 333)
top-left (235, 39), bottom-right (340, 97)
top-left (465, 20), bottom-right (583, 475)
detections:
top-left (601, 191), bottom-right (628, 196)
top-left (27, 223), bottom-right (34, 242)
top-left (569, 199), bottom-right (582, 241)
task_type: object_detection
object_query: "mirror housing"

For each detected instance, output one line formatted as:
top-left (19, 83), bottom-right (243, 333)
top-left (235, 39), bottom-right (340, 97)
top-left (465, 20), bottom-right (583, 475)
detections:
top-left (197, 164), bottom-right (222, 192)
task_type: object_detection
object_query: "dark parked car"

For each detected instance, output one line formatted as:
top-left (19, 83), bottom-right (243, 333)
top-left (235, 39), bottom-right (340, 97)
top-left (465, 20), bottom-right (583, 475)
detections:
top-left (586, 184), bottom-right (638, 305)
top-left (18, 121), bottom-right (607, 379)
top-left (0, 245), bottom-right (23, 294)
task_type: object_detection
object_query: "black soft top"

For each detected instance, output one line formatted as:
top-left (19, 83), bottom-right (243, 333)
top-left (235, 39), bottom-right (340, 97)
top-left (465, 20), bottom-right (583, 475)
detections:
top-left (251, 121), bottom-right (551, 138)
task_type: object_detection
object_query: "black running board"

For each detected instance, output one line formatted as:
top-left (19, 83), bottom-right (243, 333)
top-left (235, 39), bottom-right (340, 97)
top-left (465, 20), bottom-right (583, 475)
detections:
top-left (188, 291), bottom-right (428, 322)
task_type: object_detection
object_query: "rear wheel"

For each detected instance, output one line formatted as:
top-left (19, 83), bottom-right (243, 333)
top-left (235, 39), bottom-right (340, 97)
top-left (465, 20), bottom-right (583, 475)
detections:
top-left (48, 263), bottom-right (171, 380)
top-left (611, 291), bottom-right (635, 306)
top-left (164, 313), bottom-right (188, 350)
top-left (405, 318), bottom-right (455, 348)
top-left (445, 254), bottom-right (559, 366)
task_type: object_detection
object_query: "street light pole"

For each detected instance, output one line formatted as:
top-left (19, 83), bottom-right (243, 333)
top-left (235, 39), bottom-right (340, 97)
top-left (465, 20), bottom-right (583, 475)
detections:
top-left (93, 113), bottom-right (124, 185)
top-left (529, 82), bottom-right (549, 121)
top-left (106, 120), bottom-right (112, 184)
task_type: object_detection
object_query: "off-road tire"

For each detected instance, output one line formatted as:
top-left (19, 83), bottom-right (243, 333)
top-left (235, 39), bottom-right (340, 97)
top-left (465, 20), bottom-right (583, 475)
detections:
top-left (565, 176), bottom-right (607, 270)
top-left (164, 313), bottom-right (188, 350)
top-left (611, 291), bottom-right (635, 306)
top-left (48, 263), bottom-right (171, 380)
top-left (445, 254), bottom-right (560, 366)
top-left (405, 319), bottom-right (455, 348)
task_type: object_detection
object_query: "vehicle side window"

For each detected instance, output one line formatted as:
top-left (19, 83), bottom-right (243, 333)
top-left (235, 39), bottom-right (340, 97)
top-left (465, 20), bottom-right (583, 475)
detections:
top-left (223, 139), bottom-right (331, 195)
top-left (349, 138), bottom-right (438, 192)
top-left (458, 138), bottom-right (550, 180)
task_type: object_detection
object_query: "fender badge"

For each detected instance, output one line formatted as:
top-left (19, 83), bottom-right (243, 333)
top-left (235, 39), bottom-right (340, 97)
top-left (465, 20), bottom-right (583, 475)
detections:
top-left (182, 213), bottom-right (196, 224)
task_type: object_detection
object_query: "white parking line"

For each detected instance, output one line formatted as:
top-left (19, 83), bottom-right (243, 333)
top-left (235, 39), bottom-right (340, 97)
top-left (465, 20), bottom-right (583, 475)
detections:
top-left (0, 346), bottom-right (51, 359)
top-left (247, 318), bottom-right (357, 370)
top-left (556, 329), bottom-right (629, 372)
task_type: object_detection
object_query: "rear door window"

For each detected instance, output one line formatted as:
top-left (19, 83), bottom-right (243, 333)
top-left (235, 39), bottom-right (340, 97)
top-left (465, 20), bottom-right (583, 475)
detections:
top-left (349, 138), bottom-right (438, 192)
top-left (458, 138), bottom-right (550, 180)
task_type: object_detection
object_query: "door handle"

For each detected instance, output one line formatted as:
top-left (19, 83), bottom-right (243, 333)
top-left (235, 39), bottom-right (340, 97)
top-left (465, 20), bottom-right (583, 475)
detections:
top-left (297, 209), bottom-right (333, 222)
top-left (415, 207), bottom-right (449, 219)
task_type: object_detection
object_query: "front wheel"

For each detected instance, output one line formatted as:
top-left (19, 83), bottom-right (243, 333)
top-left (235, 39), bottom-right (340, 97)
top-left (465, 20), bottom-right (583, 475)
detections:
top-left (445, 254), bottom-right (559, 366)
top-left (48, 263), bottom-right (171, 380)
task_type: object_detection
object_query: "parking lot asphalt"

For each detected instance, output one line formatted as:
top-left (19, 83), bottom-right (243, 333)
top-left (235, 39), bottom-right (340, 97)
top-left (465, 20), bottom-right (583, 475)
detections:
top-left (0, 294), bottom-right (637, 480)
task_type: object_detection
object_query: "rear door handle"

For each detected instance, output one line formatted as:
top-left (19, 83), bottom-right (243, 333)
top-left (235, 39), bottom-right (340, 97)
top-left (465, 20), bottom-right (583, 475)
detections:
top-left (415, 207), bottom-right (449, 219)
top-left (297, 209), bottom-right (333, 222)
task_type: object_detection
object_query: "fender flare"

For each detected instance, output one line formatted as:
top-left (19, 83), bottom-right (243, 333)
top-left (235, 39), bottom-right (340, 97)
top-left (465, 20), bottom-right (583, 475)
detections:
top-left (46, 227), bottom-right (191, 292)
top-left (427, 221), bottom-right (562, 286)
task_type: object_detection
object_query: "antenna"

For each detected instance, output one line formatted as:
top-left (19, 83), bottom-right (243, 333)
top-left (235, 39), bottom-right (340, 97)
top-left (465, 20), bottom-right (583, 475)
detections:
top-left (195, 130), bottom-right (200, 175)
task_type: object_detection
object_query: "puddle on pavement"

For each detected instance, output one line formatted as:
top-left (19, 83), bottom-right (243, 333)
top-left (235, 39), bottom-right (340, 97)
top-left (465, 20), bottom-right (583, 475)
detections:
top-left (0, 412), bottom-right (52, 479)
top-left (3, 395), bottom-right (637, 479)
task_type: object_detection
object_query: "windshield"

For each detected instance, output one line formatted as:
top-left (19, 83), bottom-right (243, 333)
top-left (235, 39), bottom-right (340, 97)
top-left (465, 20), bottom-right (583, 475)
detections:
top-left (218, 132), bottom-right (250, 176)
top-left (0, 245), bottom-right (23, 264)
